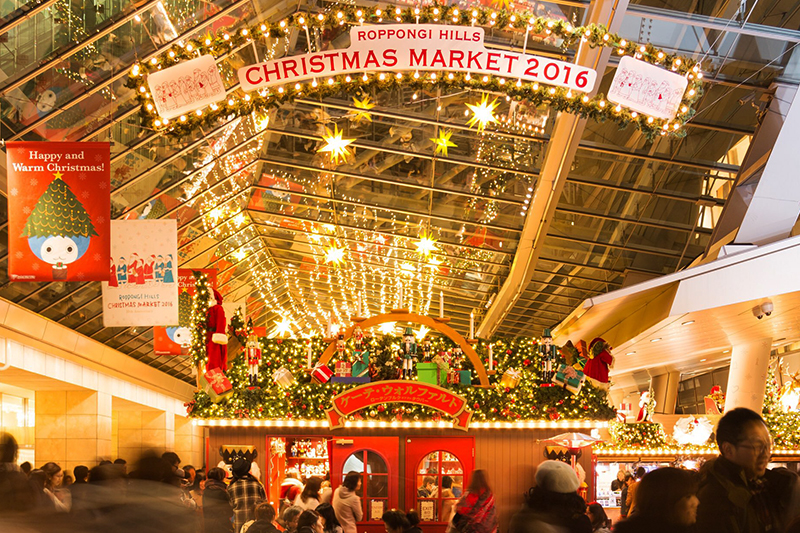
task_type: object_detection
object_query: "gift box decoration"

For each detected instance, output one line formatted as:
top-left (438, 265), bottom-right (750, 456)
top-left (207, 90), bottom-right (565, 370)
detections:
top-left (203, 368), bottom-right (233, 402)
top-left (432, 354), bottom-right (450, 373)
top-left (552, 364), bottom-right (585, 395)
top-left (335, 361), bottom-right (352, 377)
top-left (312, 363), bottom-right (333, 384)
top-left (352, 361), bottom-right (370, 378)
top-left (500, 368), bottom-right (521, 389)
top-left (417, 362), bottom-right (447, 385)
top-left (272, 366), bottom-right (295, 389)
top-left (447, 369), bottom-right (471, 385)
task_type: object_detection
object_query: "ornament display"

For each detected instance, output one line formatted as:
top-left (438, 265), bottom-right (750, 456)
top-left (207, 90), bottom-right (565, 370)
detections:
top-left (673, 415), bottom-right (714, 446)
top-left (704, 385), bottom-right (725, 415)
top-left (312, 363), bottom-right (334, 384)
top-left (561, 340), bottom-right (588, 371)
top-left (203, 368), bottom-right (233, 402)
top-left (779, 371), bottom-right (800, 412)
top-left (273, 366), bottom-right (295, 388)
top-left (539, 329), bottom-right (558, 383)
top-left (206, 288), bottom-right (229, 371)
top-left (401, 326), bottom-right (418, 380)
top-left (553, 364), bottom-right (585, 395)
top-left (246, 332), bottom-right (262, 389)
top-left (584, 337), bottom-right (613, 385)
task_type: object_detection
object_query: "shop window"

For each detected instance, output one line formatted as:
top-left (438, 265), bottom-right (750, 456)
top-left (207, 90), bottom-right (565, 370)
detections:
top-left (342, 450), bottom-right (389, 521)
top-left (415, 451), bottom-right (463, 523)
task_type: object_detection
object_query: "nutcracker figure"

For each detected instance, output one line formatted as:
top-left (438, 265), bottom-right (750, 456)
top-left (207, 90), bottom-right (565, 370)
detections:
top-left (540, 328), bottom-right (558, 382)
top-left (451, 346), bottom-right (464, 370)
top-left (336, 333), bottom-right (348, 361)
top-left (353, 325), bottom-right (365, 351)
top-left (400, 327), bottom-right (417, 379)
top-left (421, 338), bottom-right (432, 362)
top-left (246, 333), bottom-right (262, 389)
top-left (352, 325), bottom-right (370, 378)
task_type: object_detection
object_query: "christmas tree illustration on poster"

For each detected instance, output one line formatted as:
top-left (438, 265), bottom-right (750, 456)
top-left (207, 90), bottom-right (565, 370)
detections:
top-left (6, 142), bottom-right (110, 282)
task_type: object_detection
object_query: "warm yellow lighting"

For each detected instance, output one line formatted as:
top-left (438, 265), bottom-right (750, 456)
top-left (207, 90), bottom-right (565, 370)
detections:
top-left (399, 262), bottom-right (416, 274)
top-left (232, 249), bottom-right (247, 261)
top-left (350, 95), bottom-right (374, 123)
top-left (415, 234), bottom-right (438, 256)
top-left (275, 316), bottom-right (293, 337)
top-left (318, 125), bottom-right (354, 163)
top-left (324, 246), bottom-right (346, 265)
top-left (378, 322), bottom-right (397, 335)
top-left (431, 129), bottom-right (457, 157)
top-left (466, 94), bottom-right (500, 131)
top-left (233, 212), bottom-right (248, 227)
top-left (416, 325), bottom-right (430, 339)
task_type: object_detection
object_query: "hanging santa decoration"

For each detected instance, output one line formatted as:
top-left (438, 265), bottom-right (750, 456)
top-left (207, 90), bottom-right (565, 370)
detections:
top-left (583, 337), bottom-right (614, 387)
top-left (206, 288), bottom-right (228, 372)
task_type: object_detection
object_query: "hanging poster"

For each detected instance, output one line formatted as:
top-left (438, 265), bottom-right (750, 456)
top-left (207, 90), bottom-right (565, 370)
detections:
top-left (6, 141), bottom-right (110, 282)
top-left (147, 55), bottom-right (226, 120)
top-left (102, 220), bottom-right (179, 327)
top-left (153, 269), bottom-right (218, 356)
top-left (370, 500), bottom-right (386, 521)
top-left (608, 56), bottom-right (688, 120)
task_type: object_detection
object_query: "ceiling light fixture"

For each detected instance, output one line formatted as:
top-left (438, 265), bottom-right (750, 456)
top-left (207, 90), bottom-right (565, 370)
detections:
top-left (626, 351), bottom-right (636, 355)
top-left (682, 320), bottom-right (695, 326)
top-left (650, 338), bottom-right (662, 343)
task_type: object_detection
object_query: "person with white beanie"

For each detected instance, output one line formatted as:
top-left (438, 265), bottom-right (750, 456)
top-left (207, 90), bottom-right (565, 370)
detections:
top-left (508, 460), bottom-right (591, 533)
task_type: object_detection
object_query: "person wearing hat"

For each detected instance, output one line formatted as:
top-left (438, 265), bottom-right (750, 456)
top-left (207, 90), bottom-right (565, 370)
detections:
top-left (509, 460), bottom-right (591, 533)
top-left (228, 457), bottom-right (266, 533)
top-left (400, 327), bottom-right (417, 380)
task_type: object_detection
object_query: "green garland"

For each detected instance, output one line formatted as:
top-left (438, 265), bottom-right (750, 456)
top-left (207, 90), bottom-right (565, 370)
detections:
top-left (187, 335), bottom-right (617, 423)
top-left (127, 5), bottom-right (703, 140)
top-left (605, 421), bottom-right (669, 448)
top-left (189, 271), bottom-right (211, 367)
top-left (763, 365), bottom-right (800, 448)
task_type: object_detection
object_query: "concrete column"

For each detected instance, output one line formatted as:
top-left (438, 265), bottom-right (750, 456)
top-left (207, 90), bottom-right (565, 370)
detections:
top-left (724, 338), bottom-right (772, 412)
top-left (651, 371), bottom-right (680, 414)
top-left (35, 390), bottom-right (112, 472)
top-left (117, 409), bottom-right (175, 464)
top-left (174, 415), bottom-right (205, 468)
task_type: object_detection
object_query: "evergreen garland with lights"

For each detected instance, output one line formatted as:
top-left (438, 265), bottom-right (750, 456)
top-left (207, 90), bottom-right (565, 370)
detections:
top-left (189, 271), bottom-right (211, 367)
top-left (763, 365), bottom-right (800, 448)
top-left (127, 6), bottom-right (703, 140)
top-left (605, 421), bottom-right (669, 448)
top-left (187, 334), bottom-right (616, 422)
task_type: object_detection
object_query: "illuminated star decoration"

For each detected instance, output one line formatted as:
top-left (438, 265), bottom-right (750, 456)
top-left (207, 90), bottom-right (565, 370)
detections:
top-left (415, 234), bottom-right (438, 256)
top-left (378, 322), bottom-right (397, 335)
top-left (318, 125), bottom-right (354, 164)
top-left (350, 95), bottom-right (375, 123)
top-left (490, 0), bottom-right (514, 9)
top-left (430, 129), bottom-right (457, 157)
top-left (416, 325), bottom-right (430, 340)
top-left (324, 245), bottom-right (346, 265)
top-left (466, 95), bottom-right (500, 131)
top-left (274, 316), bottom-right (293, 337)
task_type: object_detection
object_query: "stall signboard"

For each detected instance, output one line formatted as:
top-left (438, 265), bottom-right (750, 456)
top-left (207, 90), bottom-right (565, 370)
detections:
top-left (608, 56), bottom-right (688, 120)
top-left (148, 55), bottom-right (226, 119)
top-left (239, 24), bottom-right (596, 93)
top-left (326, 380), bottom-right (473, 430)
top-left (6, 141), bottom-right (111, 282)
top-left (153, 269), bottom-right (218, 355)
top-left (101, 220), bottom-right (179, 327)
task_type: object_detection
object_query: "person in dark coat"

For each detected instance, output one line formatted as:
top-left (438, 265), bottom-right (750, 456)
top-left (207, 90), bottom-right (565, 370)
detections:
top-left (0, 432), bottom-right (35, 514)
top-left (696, 408), bottom-right (800, 533)
top-left (203, 467), bottom-right (233, 533)
top-left (614, 467), bottom-right (699, 533)
top-left (619, 473), bottom-right (632, 519)
top-left (509, 460), bottom-right (591, 533)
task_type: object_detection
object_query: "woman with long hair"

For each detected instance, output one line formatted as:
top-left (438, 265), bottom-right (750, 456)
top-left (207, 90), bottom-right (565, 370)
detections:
top-left (450, 470), bottom-right (497, 533)
top-left (315, 502), bottom-right (342, 533)
top-left (614, 468), bottom-right (699, 533)
top-left (41, 462), bottom-right (71, 511)
top-left (586, 503), bottom-right (611, 533)
top-left (295, 477), bottom-right (323, 510)
top-left (297, 509), bottom-right (324, 533)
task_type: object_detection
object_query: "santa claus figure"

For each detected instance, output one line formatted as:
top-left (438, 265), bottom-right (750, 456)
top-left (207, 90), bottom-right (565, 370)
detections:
top-left (584, 337), bottom-right (614, 386)
top-left (206, 288), bottom-right (228, 372)
top-left (246, 332), bottom-right (262, 389)
top-left (636, 389), bottom-right (656, 422)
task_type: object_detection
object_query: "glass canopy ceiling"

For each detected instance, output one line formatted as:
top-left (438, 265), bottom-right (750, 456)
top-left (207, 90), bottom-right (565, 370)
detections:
top-left (0, 0), bottom-right (798, 382)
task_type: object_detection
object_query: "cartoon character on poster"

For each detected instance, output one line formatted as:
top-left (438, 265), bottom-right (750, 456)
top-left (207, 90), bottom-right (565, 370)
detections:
top-left (165, 290), bottom-right (193, 349)
top-left (22, 172), bottom-right (99, 280)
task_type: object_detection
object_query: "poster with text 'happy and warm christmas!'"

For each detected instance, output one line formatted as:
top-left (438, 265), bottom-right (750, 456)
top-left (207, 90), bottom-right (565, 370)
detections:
top-left (153, 268), bottom-right (218, 356)
top-left (6, 141), bottom-right (110, 282)
top-left (101, 220), bottom-right (179, 327)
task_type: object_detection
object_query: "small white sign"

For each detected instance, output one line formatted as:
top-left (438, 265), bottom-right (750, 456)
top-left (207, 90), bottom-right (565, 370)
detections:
top-left (608, 56), bottom-right (688, 120)
top-left (147, 55), bottom-right (226, 119)
top-left (370, 500), bottom-right (385, 521)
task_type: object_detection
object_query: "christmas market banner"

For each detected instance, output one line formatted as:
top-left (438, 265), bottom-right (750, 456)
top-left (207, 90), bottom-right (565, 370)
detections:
top-left (101, 220), bottom-right (179, 327)
top-left (6, 141), bottom-right (110, 282)
top-left (239, 24), bottom-right (596, 93)
top-left (153, 268), bottom-right (217, 355)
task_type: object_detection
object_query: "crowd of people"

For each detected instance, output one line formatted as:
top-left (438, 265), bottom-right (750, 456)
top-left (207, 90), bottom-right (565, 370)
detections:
top-left (0, 407), bottom-right (798, 533)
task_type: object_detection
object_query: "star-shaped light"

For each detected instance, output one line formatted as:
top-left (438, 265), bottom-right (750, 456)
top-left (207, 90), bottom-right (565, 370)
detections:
top-left (349, 96), bottom-right (375, 123)
top-left (491, 0), bottom-right (514, 9)
top-left (275, 316), bottom-right (293, 337)
top-left (324, 246), bottom-right (346, 265)
top-left (379, 322), bottom-right (397, 335)
top-left (431, 129), bottom-right (457, 157)
top-left (416, 234), bottom-right (438, 256)
top-left (231, 249), bottom-right (247, 261)
top-left (318, 125), bottom-right (354, 164)
top-left (466, 95), bottom-right (500, 131)
top-left (416, 325), bottom-right (430, 339)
